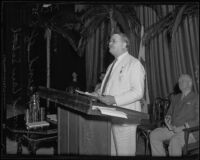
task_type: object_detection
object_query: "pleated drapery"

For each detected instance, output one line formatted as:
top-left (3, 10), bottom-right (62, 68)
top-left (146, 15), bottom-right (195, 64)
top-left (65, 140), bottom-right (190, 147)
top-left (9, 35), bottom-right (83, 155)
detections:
top-left (85, 23), bottom-right (106, 91)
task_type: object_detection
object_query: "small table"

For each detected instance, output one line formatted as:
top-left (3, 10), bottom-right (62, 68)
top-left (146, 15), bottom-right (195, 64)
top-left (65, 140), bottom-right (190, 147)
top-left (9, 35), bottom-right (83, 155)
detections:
top-left (6, 114), bottom-right (57, 155)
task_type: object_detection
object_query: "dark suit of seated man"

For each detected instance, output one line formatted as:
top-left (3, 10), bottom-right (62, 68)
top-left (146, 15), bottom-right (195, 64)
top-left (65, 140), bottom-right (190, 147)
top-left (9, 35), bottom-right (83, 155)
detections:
top-left (150, 74), bottom-right (199, 156)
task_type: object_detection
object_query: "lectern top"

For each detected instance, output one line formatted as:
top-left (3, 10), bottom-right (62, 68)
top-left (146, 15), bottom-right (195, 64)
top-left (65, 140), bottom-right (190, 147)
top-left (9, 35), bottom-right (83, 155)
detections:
top-left (37, 86), bottom-right (149, 124)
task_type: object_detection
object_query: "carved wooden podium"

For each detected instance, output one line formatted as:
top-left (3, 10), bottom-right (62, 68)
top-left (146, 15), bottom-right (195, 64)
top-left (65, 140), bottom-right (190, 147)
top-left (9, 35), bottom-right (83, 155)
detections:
top-left (37, 86), bottom-right (149, 155)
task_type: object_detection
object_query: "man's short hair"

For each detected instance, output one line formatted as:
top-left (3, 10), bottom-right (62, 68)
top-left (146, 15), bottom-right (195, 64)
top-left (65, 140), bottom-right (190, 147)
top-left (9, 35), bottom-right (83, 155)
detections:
top-left (179, 74), bottom-right (193, 87)
top-left (113, 32), bottom-right (130, 49)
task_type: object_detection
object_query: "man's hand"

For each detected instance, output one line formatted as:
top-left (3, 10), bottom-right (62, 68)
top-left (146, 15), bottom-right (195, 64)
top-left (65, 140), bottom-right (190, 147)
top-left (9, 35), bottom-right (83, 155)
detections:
top-left (90, 92), bottom-right (99, 97)
top-left (171, 125), bottom-right (185, 133)
top-left (98, 95), bottom-right (116, 105)
top-left (164, 115), bottom-right (171, 125)
top-left (165, 115), bottom-right (173, 130)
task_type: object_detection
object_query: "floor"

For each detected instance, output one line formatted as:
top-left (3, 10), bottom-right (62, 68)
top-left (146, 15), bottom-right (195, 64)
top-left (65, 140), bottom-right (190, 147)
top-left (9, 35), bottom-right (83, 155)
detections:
top-left (5, 104), bottom-right (147, 156)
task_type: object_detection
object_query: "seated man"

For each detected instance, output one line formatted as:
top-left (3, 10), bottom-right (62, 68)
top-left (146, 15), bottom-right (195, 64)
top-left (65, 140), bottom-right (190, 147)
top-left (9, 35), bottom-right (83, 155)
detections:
top-left (150, 74), bottom-right (199, 156)
top-left (94, 72), bottom-right (105, 92)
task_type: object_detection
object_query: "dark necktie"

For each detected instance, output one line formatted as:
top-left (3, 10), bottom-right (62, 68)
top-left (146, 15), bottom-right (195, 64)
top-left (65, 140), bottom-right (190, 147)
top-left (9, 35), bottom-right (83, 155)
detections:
top-left (101, 59), bottom-right (117, 95)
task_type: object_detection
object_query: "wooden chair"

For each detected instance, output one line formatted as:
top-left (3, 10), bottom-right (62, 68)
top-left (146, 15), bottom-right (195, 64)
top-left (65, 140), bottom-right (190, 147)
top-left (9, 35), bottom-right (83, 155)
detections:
top-left (137, 96), bottom-right (199, 156)
top-left (137, 97), bottom-right (170, 155)
top-left (182, 125), bottom-right (199, 155)
top-left (161, 125), bottom-right (199, 157)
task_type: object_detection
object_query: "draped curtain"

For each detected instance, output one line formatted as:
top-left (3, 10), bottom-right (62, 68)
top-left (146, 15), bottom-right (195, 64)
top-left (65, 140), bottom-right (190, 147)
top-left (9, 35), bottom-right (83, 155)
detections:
top-left (135, 5), bottom-right (176, 101)
top-left (134, 5), bottom-right (199, 101)
top-left (85, 5), bottom-right (199, 103)
top-left (171, 15), bottom-right (199, 93)
top-left (85, 23), bottom-right (106, 91)
top-left (4, 3), bottom-right (34, 104)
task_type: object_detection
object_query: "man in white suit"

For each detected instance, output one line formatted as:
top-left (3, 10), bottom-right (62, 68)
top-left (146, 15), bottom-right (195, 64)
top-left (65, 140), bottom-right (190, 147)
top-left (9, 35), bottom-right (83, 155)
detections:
top-left (95, 32), bottom-right (145, 156)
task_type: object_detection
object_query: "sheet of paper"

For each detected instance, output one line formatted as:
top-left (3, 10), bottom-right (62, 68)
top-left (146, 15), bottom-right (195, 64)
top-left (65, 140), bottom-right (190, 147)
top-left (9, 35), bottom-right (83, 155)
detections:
top-left (92, 105), bottom-right (116, 110)
top-left (47, 114), bottom-right (57, 122)
top-left (92, 105), bottom-right (127, 119)
top-left (26, 121), bottom-right (50, 128)
top-left (75, 90), bottom-right (98, 98)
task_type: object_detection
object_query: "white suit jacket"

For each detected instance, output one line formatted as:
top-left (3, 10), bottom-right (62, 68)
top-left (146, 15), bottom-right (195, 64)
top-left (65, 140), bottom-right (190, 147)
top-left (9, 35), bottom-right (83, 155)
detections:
top-left (100, 53), bottom-right (145, 112)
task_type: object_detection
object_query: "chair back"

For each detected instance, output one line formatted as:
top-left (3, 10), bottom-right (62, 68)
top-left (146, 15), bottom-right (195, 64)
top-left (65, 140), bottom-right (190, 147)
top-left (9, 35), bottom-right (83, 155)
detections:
top-left (152, 97), bottom-right (170, 127)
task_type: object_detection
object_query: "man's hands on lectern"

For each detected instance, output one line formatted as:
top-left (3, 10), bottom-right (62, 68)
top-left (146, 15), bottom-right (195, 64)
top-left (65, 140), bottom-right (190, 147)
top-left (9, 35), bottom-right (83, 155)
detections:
top-left (90, 92), bottom-right (99, 97)
top-left (89, 90), bottom-right (116, 105)
top-left (98, 95), bottom-right (116, 105)
top-left (90, 88), bottom-right (101, 97)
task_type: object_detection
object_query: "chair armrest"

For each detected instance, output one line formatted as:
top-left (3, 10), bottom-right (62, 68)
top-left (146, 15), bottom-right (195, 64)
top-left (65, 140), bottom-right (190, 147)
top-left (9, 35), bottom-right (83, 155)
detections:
top-left (183, 125), bottom-right (199, 155)
top-left (183, 126), bottom-right (199, 133)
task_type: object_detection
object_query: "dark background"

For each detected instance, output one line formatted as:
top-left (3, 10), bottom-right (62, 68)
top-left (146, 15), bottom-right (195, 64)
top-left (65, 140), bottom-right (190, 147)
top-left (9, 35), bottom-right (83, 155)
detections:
top-left (2, 2), bottom-right (86, 105)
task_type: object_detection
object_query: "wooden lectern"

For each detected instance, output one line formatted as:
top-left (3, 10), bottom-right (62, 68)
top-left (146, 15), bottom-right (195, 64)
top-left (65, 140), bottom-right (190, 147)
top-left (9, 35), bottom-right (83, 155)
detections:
top-left (37, 86), bottom-right (149, 156)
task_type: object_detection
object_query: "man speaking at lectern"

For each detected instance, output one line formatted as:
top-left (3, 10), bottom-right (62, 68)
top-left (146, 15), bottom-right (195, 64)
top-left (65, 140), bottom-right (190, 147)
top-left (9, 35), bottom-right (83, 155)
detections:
top-left (93, 32), bottom-right (145, 156)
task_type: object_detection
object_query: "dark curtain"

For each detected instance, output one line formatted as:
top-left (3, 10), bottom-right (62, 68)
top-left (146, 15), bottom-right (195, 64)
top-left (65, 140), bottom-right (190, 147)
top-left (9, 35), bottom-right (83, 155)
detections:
top-left (171, 15), bottom-right (199, 93)
top-left (143, 6), bottom-right (199, 101)
top-left (51, 32), bottom-right (86, 91)
top-left (85, 22), bottom-right (110, 91)
top-left (135, 5), bottom-right (176, 102)
top-left (3, 2), bottom-right (35, 104)
top-left (3, 2), bottom-right (86, 103)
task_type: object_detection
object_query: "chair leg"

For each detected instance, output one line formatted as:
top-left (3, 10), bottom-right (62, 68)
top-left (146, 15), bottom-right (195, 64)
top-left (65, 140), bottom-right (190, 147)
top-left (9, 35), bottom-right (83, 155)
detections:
top-left (144, 131), bottom-right (151, 156)
top-left (138, 129), bottom-right (151, 156)
top-left (145, 135), bottom-right (148, 155)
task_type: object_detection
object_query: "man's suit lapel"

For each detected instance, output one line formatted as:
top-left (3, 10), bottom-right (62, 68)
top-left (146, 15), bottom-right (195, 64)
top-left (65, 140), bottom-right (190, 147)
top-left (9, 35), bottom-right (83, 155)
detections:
top-left (181, 92), bottom-right (195, 104)
top-left (173, 92), bottom-right (194, 115)
top-left (110, 54), bottom-right (130, 80)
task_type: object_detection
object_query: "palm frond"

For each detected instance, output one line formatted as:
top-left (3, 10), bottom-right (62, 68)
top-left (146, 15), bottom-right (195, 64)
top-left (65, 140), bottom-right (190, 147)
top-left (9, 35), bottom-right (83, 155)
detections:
top-left (44, 11), bottom-right (83, 52)
top-left (143, 12), bottom-right (173, 43)
top-left (81, 14), bottom-right (108, 38)
top-left (49, 25), bottom-right (78, 51)
top-left (77, 36), bottom-right (87, 57)
top-left (143, 4), bottom-right (199, 44)
top-left (145, 5), bottom-right (163, 20)
top-left (120, 6), bottom-right (140, 26)
top-left (118, 6), bottom-right (141, 38)
top-left (50, 11), bottom-right (81, 31)
top-left (77, 4), bottom-right (145, 56)
top-left (51, 11), bottom-right (80, 24)
top-left (78, 15), bottom-right (108, 55)
top-left (113, 7), bottom-right (130, 34)
top-left (83, 12), bottom-right (107, 28)
top-left (75, 4), bottom-right (87, 12)
top-left (171, 5), bottom-right (187, 38)
top-left (81, 6), bottom-right (107, 22)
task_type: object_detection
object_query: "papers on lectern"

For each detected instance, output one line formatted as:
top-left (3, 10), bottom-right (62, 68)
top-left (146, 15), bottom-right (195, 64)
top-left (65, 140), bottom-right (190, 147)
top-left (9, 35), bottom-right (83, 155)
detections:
top-left (92, 105), bottom-right (127, 119)
top-left (75, 90), bottom-right (98, 99)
